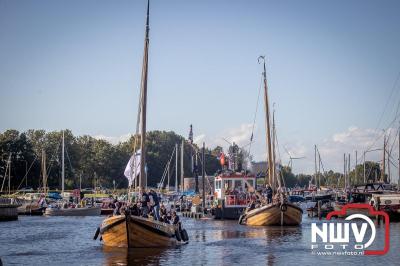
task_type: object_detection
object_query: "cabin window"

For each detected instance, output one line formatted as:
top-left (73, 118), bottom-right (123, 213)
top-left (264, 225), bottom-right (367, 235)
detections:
top-left (216, 180), bottom-right (221, 189)
top-left (234, 180), bottom-right (242, 191)
top-left (224, 180), bottom-right (233, 190)
top-left (247, 179), bottom-right (254, 188)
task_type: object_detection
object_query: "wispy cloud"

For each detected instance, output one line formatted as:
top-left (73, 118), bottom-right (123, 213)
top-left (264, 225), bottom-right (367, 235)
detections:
top-left (92, 126), bottom-right (399, 179)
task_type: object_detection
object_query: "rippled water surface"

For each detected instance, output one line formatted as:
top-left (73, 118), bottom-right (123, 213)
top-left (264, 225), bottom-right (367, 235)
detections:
top-left (1, 214), bottom-right (399, 265)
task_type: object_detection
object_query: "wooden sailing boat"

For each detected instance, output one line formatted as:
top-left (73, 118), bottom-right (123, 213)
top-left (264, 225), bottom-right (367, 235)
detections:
top-left (45, 131), bottom-right (101, 216)
top-left (98, 0), bottom-right (188, 248)
top-left (239, 56), bottom-right (303, 226)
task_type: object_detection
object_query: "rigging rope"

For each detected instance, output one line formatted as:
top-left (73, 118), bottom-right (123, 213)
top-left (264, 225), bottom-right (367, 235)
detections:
top-left (247, 74), bottom-right (263, 159)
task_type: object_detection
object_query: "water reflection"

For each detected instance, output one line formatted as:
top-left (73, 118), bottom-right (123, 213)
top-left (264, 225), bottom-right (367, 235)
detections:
top-left (1, 216), bottom-right (400, 265)
top-left (102, 246), bottom-right (167, 266)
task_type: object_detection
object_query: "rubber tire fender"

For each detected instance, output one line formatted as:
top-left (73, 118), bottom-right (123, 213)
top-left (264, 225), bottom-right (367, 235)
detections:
top-left (280, 204), bottom-right (288, 212)
top-left (175, 229), bottom-right (182, 241)
top-left (93, 227), bottom-right (100, 240)
top-left (180, 229), bottom-right (189, 242)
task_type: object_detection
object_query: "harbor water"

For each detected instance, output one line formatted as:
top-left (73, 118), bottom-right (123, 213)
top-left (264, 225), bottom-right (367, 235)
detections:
top-left (1, 214), bottom-right (399, 265)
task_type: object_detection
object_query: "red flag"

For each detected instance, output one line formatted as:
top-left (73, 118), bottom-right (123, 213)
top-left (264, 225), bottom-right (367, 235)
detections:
top-left (220, 153), bottom-right (225, 166)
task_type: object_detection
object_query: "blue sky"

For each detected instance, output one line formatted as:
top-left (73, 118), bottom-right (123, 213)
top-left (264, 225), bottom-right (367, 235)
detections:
top-left (1, 0), bottom-right (400, 175)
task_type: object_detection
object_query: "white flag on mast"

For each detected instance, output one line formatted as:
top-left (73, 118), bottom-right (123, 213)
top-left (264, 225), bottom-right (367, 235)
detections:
top-left (124, 149), bottom-right (141, 186)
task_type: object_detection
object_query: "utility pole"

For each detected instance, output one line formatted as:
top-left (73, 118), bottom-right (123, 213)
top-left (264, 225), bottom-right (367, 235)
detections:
top-left (398, 124), bottom-right (400, 190)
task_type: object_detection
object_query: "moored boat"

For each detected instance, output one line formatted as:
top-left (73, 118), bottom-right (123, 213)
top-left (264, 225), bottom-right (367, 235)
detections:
top-left (212, 170), bottom-right (256, 220)
top-left (45, 206), bottom-right (101, 216)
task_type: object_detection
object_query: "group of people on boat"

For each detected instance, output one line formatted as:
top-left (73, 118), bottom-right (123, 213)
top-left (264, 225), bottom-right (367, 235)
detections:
top-left (110, 188), bottom-right (180, 225)
top-left (245, 184), bottom-right (286, 211)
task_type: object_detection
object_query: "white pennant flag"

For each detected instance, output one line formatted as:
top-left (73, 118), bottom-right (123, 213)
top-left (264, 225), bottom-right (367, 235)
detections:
top-left (124, 149), bottom-right (141, 186)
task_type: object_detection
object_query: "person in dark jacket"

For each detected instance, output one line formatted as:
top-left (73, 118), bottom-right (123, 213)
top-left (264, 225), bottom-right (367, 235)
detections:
top-left (113, 200), bottom-right (121, 216)
top-left (149, 189), bottom-right (160, 221)
top-left (266, 184), bottom-right (273, 204)
top-left (140, 189), bottom-right (150, 217)
top-left (171, 211), bottom-right (179, 225)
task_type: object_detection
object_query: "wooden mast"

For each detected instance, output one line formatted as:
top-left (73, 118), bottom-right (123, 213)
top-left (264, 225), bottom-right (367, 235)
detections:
top-left (381, 134), bottom-right (386, 182)
top-left (180, 139), bottom-right (184, 192)
top-left (271, 108), bottom-right (276, 190)
top-left (42, 149), bottom-right (47, 195)
top-left (259, 56), bottom-right (273, 186)
top-left (62, 130), bottom-right (65, 194)
top-left (175, 143), bottom-right (178, 192)
top-left (139, 0), bottom-right (150, 189)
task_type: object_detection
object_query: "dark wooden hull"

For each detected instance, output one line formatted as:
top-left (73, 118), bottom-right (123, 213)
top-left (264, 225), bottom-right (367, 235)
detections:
top-left (101, 208), bottom-right (114, 215)
top-left (213, 206), bottom-right (246, 220)
top-left (0, 204), bottom-right (19, 221)
top-left (100, 215), bottom-right (181, 248)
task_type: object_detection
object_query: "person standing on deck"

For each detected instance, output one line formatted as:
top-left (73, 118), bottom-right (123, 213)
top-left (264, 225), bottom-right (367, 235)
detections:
top-left (266, 184), bottom-right (273, 204)
top-left (140, 188), bottom-right (150, 217)
top-left (149, 189), bottom-right (160, 220)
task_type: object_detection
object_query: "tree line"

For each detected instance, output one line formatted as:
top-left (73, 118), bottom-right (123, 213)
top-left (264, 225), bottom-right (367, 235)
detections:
top-left (0, 129), bottom-right (220, 191)
top-left (0, 129), bottom-right (386, 192)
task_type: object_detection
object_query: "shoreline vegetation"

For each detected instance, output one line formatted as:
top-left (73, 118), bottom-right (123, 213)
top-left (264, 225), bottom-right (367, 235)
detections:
top-left (0, 129), bottom-right (386, 191)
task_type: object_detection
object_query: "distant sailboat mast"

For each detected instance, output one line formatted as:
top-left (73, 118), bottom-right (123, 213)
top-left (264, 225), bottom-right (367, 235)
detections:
top-left (62, 130), bottom-right (65, 194)
top-left (139, 0), bottom-right (150, 189)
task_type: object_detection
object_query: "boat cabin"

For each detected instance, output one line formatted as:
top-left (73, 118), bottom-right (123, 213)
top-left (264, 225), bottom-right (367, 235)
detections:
top-left (214, 171), bottom-right (256, 207)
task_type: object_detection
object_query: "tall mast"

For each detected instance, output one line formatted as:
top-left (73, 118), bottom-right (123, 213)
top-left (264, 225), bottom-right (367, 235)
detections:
top-left (175, 143), bottom-right (178, 192)
top-left (181, 139), bottom-right (184, 192)
top-left (271, 109), bottom-right (276, 190)
top-left (381, 134), bottom-right (386, 182)
top-left (348, 153), bottom-right (350, 186)
top-left (318, 151), bottom-right (321, 189)
top-left (344, 153), bottom-right (346, 189)
top-left (62, 130), bottom-right (65, 194)
top-left (139, 0), bottom-right (150, 189)
top-left (355, 150), bottom-right (358, 184)
top-left (0, 154), bottom-right (11, 192)
top-left (314, 145), bottom-right (317, 188)
top-left (42, 149), bottom-right (47, 195)
top-left (258, 56), bottom-right (273, 186)
top-left (8, 155), bottom-right (11, 194)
